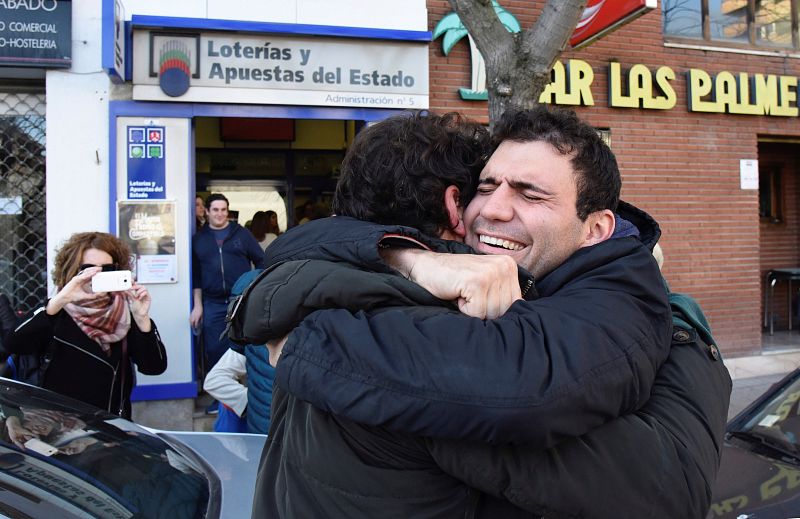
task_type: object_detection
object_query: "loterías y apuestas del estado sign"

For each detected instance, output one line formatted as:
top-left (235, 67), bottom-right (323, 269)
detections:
top-left (131, 30), bottom-right (429, 110)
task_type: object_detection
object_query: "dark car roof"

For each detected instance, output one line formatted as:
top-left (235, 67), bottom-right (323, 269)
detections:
top-left (0, 378), bottom-right (212, 518)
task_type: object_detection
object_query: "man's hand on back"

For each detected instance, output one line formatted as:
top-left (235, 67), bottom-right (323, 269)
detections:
top-left (381, 248), bottom-right (521, 319)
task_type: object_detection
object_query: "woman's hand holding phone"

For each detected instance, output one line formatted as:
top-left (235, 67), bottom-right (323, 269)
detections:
top-left (126, 284), bottom-right (152, 332)
top-left (46, 266), bottom-right (104, 315)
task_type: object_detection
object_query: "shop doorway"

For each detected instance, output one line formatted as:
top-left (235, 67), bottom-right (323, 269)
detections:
top-left (758, 140), bottom-right (800, 350)
top-left (204, 180), bottom-right (288, 229)
top-left (194, 116), bottom-right (360, 232)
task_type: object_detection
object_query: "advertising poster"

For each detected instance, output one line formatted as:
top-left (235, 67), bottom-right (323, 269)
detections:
top-left (117, 201), bottom-right (177, 284)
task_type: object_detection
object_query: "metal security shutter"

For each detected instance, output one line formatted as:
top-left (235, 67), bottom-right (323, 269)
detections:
top-left (0, 92), bottom-right (46, 315)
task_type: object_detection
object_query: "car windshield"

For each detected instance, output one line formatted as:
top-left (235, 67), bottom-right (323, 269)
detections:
top-left (733, 374), bottom-right (800, 457)
top-left (0, 381), bottom-right (212, 519)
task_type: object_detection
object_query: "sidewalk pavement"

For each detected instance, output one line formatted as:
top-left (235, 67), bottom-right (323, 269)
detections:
top-left (725, 350), bottom-right (800, 420)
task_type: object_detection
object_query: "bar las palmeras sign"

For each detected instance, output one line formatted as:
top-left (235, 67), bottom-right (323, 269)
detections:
top-left (536, 59), bottom-right (798, 118)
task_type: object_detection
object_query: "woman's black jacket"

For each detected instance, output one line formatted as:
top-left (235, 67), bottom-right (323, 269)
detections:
top-left (7, 306), bottom-right (167, 418)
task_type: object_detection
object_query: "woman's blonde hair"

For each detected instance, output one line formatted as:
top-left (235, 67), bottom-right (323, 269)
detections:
top-left (52, 232), bottom-right (131, 289)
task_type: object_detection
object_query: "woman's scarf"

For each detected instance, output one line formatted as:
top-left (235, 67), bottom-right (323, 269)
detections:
top-left (64, 292), bottom-right (131, 354)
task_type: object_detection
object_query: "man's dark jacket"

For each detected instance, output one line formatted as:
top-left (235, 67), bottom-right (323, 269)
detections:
top-left (250, 202), bottom-right (672, 445)
top-left (245, 203), bottom-right (731, 517)
top-left (191, 222), bottom-right (265, 301)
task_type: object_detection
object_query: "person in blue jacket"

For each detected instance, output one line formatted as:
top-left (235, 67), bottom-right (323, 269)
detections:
top-left (190, 193), bottom-right (264, 410)
top-left (204, 269), bottom-right (275, 433)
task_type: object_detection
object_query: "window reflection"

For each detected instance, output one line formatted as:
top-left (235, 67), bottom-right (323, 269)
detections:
top-left (0, 385), bottom-right (210, 518)
top-left (663, 0), bottom-right (704, 38)
top-left (710, 0), bottom-right (749, 42)
top-left (755, 0), bottom-right (793, 47)
top-left (664, 0), bottom-right (800, 48)
top-left (740, 377), bottom-right (800, 448)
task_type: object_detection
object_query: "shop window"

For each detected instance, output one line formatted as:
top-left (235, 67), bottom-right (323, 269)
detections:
top-left (663, 0), bottom-right (704, 37)
top-left (755, 0), bottom-right (794, 46)
top-left (709, 0), bottom-right (749, 43)
top-left (663, 0), bottom-right (798, 49)
top-left (0, 92), bottom-right (47, 315)
top-left (759, 166), bottom-right (783, 223)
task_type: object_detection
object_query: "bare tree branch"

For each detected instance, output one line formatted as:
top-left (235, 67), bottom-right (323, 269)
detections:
top-left (525, 0), bottom-right (587, 70)
top-left (444, 0), bottom-right (588, 126)
top-left (448, 0), bottom-right (516, 61)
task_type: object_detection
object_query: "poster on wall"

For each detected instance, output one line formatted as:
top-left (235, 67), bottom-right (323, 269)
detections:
top-left (117, 200), bottom-right (177, 284)
top-left (127, 125), bottom-right (166, 199)
top-left (740, 159), bottom-right (759, 190)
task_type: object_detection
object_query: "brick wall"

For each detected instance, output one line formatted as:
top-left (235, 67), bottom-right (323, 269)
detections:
top-left (426, 0), bottom-right (800, 356)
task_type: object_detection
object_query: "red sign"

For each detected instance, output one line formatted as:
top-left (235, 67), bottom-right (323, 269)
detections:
top-left (570, 0), bottom-right (656, 49)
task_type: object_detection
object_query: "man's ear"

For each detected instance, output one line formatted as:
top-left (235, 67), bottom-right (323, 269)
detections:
top-left (444, 185), bottom-right (466, 239)
top-left (581, 209), bottom-right (615, 247)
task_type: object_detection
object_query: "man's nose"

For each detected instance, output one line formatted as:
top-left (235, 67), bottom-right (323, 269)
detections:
top-left (480, 185), bottom-right (514, 221)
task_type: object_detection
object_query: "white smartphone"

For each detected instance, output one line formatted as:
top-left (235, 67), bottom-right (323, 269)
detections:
top-left (25, 437), bottom-right (59, 456)
top-left (91, 270), bottom-right (133, 293)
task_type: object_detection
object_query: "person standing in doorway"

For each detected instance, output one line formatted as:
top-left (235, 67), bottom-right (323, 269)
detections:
top-left (194, 195), bottom-right (206, 231)
top-left (297, 201), bottom-right (316, 225)
top-left (265, 210), bottom-right (281, 239)
top-left (190, 194), bottom-right (265, 413)
top-left (250, 211), bottom-right (281, 252)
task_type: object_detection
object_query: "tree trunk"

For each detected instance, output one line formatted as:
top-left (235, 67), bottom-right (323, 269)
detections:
top-left (448, 0), bottom-right (588, 129)
top-left (483, 41), bottom-right (554, 125)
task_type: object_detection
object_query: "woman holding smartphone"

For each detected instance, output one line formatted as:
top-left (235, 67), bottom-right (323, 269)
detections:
top-left (7, 232), bottom-right (167, 419)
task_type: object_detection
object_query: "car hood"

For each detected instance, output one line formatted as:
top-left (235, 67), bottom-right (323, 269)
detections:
top-left (0, 378), bottom-right (267, 518)
top-left (708, 438), bottom-right (800, 519)
top-left (157, 430), bottom-right (266, 518)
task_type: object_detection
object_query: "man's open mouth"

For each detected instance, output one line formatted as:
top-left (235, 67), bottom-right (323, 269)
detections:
top-left (479, 234), bottom-right (524, 251)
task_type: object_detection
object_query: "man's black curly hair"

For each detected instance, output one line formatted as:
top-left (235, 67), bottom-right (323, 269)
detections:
top-left (332, 112), bottom-right (490, 237)
top-left (492, 106), bottom-right (621, 221)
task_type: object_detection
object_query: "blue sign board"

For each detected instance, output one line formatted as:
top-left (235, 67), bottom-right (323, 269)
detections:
top-left (101, 0), bottom-right (127, 83)
top-left (127, 125), bottom-right (166, 199)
